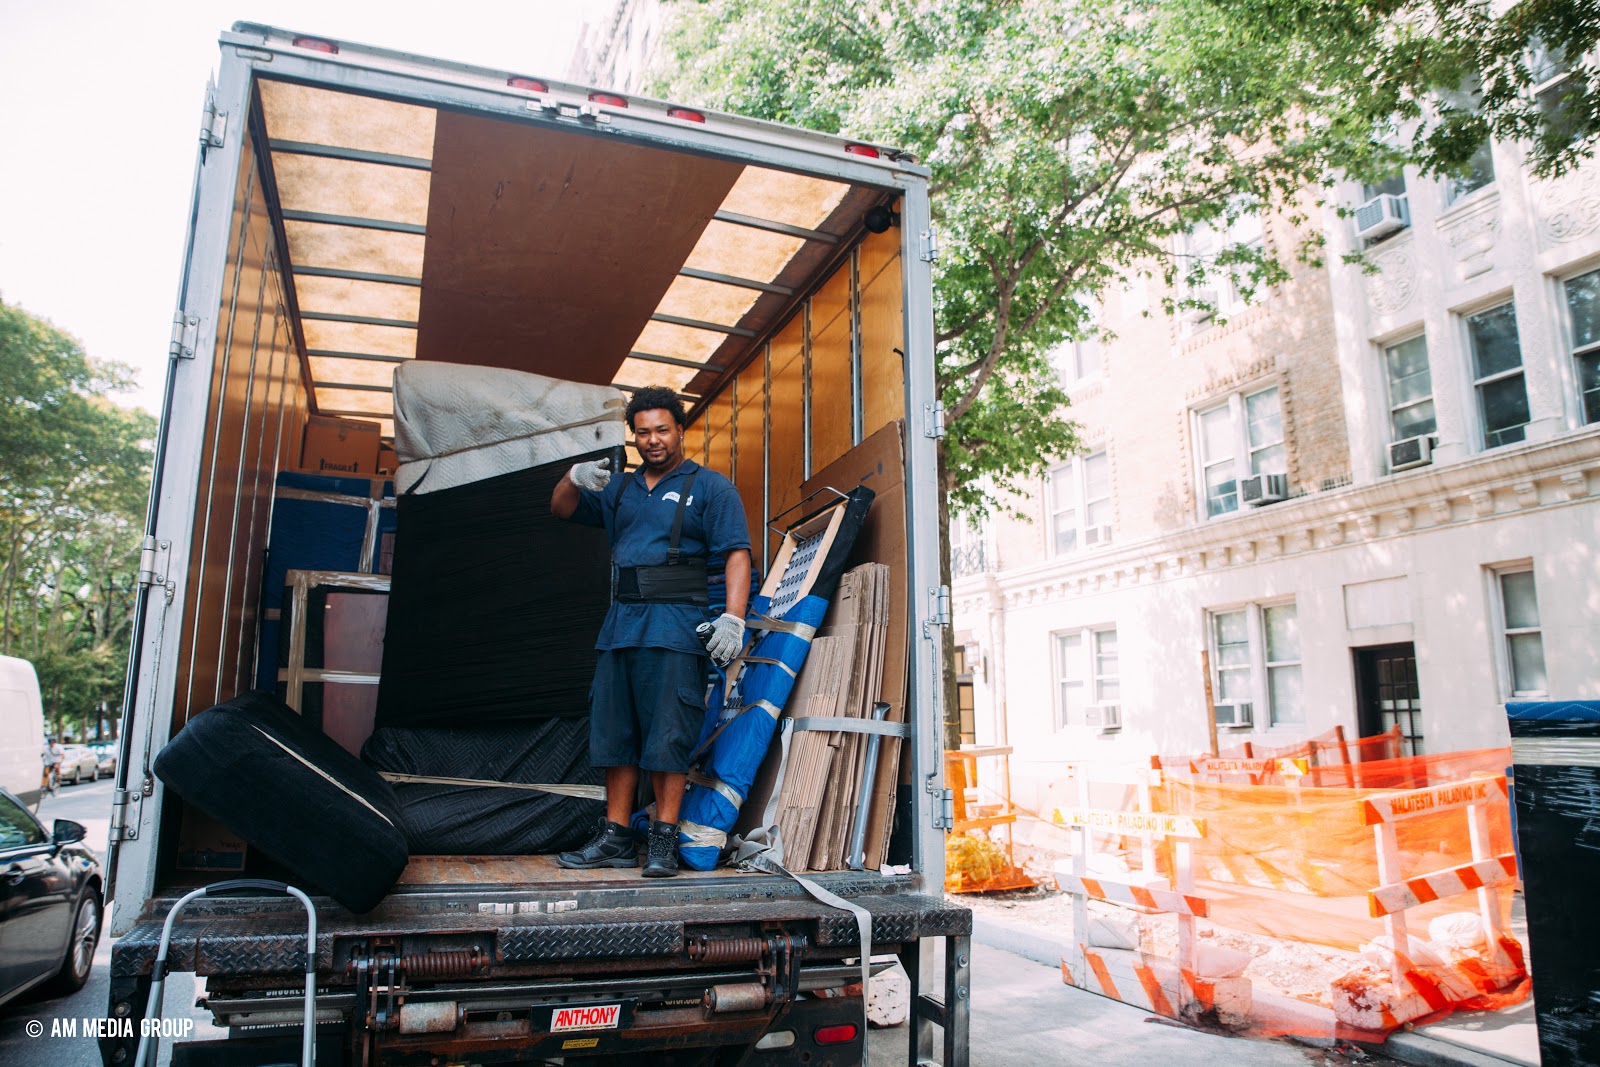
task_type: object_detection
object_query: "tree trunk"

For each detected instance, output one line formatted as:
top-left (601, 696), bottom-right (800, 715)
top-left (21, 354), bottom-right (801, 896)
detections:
top-left (937, 441), bottom-right (962, 754)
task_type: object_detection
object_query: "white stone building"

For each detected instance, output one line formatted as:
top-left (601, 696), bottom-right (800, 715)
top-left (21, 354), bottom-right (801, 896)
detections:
top-left (954, 142), bottom-right (1600, 808)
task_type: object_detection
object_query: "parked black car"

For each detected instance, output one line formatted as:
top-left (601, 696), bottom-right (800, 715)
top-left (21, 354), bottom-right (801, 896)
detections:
top-left (0, 788), bottom-right (101, 1004)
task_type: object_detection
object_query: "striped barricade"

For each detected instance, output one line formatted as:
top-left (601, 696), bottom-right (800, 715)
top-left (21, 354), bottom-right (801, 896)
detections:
top-left (1052, 766), bottom-right (1239, 1023)
top-left (1347, 773), bottom-right (1523, 1030)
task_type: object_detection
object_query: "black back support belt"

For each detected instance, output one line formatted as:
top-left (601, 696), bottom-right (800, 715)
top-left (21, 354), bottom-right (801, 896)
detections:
top-left (611, 466), bottom-right (709, 605)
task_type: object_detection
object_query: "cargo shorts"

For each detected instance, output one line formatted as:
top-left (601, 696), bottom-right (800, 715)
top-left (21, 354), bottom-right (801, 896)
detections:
top-left (588, 647), bottom-right (709, 773)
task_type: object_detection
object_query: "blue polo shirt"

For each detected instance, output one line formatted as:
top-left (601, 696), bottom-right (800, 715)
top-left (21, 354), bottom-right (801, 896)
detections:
top-left (571, 459), bottom-right (750, 654)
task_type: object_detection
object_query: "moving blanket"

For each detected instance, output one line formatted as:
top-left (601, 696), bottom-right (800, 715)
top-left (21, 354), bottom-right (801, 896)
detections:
top-left (393, 361), bottom-right (627, 495)
top-left (672, 487), bottom-right (876, 870)
top-left (362, 723), bottom-right (602, 854)
top-left (153, 690), bottom-right (408, 913)
top-left (375, 451), bottom-right (615, 727)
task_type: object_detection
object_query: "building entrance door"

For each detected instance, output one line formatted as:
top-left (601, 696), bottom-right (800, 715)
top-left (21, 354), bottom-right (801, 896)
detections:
top-left (1354, 644), bottom-right (1423, 755)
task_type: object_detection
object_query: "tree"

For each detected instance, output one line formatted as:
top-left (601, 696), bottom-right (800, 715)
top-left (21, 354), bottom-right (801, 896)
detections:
top-left (650, 0), bottom-right (1594, 746)
top-left (0, 300), bottom-right (155, 739)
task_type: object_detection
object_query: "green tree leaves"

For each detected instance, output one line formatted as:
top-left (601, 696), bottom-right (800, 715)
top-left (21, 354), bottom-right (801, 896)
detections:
top-left (0, 300), bottom-right (154, 740)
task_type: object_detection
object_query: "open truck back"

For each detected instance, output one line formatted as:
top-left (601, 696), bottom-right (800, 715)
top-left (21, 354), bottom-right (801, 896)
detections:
top-left (105, 23), bottom-right (968, 1067)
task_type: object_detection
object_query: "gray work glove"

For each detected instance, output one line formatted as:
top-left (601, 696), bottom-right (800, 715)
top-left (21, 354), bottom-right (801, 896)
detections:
top-left (705, 612), bottom-right (746, 667)
top-left (569, 458), bottom-right (612, 492)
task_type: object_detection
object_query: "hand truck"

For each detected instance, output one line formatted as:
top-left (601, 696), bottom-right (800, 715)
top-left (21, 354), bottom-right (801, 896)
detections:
top-left (134, 878), bottom-right (317, 1067)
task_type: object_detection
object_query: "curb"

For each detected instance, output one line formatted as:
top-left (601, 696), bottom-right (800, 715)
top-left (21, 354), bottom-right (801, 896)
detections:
top-left (969, 912), bottom-right (1072, 971)
top-left (1384, 1031), bottom-right (1536, 1067)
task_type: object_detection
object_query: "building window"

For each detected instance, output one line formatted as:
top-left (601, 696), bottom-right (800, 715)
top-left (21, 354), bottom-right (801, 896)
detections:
top-left (950, 517), bottom-right (988, 578)
top-left (1359, 172), bottom-right (1409, 247)
top-left (954, 646), bottom-right (976, 746)
top-left (1047, 451), bottom-right (1111, 553)
top-left (1496, 568), bottom-right (1548, 697)
top-left (1263, 603), bottom-right (1304, 725)
top-left (1565, 268), bottom-right (1600, 425)
top-left (1529, 39), bottom-right (1582, 148)
top-left (1384, 334), bottom-right (1436, 441)
top-left (1052, 300), bottom-right (1102, 385)
top-left (1196, 386), bottom-right (1285, 518)
top-left (1467, 302), bottom-right (1530, 448)
top-left (1209, 601), bottom-right (1302, 726)
top-left (1447, 141), bottom-right (1496, 204)
top-left (1182, 204), bottom-right (1266, 322)
top-left (1054, 627), bottom-right (1118, 729)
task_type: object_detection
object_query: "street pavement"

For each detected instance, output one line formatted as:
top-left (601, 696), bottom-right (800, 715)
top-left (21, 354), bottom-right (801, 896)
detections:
top-left (0, 780), bottom-right (1405, 1066)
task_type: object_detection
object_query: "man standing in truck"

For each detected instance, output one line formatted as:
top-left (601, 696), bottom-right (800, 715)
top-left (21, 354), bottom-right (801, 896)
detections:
top-left (551, 386), bottom-right (751, 877)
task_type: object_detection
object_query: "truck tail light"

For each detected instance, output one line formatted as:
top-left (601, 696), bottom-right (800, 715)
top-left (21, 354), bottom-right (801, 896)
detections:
top-left (814, 1023), bottom-right (858, 1044)
top-left (844, 144), bottom-right (880, 158)
top-left (291, 36), bottom-right (339, 54)
top-left (589, 92), bottom-right (629, 108)
top-left (668, 107), bottom-right (707, 123)
top-left (508, 77), bottom-right (549, 92)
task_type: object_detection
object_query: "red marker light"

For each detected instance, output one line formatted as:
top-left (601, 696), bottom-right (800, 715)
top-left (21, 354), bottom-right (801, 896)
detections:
top-left (844, 144), bottom-right (881, 158)
top-left (508, 76), bottom-right (549, 92)
top-left (589, 92), bottom-right (629, 108)
top-left (814, 1024), bottom-right (858, 1044)
top-left (291, 36), bottom-right (339, 54)
top-left (668, 107), bottom-right (707, 123)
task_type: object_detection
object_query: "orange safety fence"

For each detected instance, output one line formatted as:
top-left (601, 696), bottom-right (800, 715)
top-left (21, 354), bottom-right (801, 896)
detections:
top-left (1146, 744), bottom-right (1529, 1036)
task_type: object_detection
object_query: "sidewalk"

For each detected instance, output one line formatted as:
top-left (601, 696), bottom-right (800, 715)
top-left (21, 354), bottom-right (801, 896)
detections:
top-left (967, 909), bottom-right (1539, 1067)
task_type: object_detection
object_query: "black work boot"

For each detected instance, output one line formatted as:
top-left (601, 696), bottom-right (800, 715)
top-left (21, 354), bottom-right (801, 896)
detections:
top-left (642, 820), bottom-right (680, 878)
top-left (557, 818), bottom-right (638, 869)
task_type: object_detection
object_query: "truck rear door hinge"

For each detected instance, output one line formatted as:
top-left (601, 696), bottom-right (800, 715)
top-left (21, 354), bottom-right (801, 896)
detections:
top-left (926, 775), bottom-right (954, 830)
top-left (138, 537), bottom-right (174, 599)
top-left (923, 400), bottom-right (945, 440)
top-left (201, 101), bottom-right (227, 151)
top-left (170, 313), bottom-right (200, 360)
top-left (922, 585), bottom-right (950, 638)
top-left (109, 787), bottom-right (144, 843)
top-left (919, 227), bottom-right (940, 262)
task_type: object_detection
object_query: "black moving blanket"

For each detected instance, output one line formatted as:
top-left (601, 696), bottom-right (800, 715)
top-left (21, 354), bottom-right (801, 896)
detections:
top-left (375, 451), bottom-right (615, 727)
top-left (363, 723), bottom-right (602, 854)
top-left (154, 691), bottom-right (408, 913)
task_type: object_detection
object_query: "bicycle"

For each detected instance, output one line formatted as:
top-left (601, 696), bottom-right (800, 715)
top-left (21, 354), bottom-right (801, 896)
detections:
top-left (34, 765), bottom-right (58, 813)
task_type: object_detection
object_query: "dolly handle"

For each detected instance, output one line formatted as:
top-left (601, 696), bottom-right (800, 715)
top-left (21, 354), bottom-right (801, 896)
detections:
top-left (205, 878), bottom-right (290, 896)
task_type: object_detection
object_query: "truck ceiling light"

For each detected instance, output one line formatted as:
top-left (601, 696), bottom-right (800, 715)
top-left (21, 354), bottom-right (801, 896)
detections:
top-left (291, 36), bottom-right (339, 54)
top-left (507, 76), bottom-right (549, 92)
top-left (589, 92), bottom-right (629, 108)
top-left (668, 107), bottom-right (707, 123)
top-left (844, 144), bottom-right (880, 158)
top-left (814, 1023), bottom-right (858, 1044)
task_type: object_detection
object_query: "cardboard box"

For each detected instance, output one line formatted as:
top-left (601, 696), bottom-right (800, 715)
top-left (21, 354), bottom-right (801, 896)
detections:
top-left (377, 444), bottom-right (399, 477)
top-left (175, 809), bottom-right (247, 871)
top-left (300, 415), bottom-right (381, 476)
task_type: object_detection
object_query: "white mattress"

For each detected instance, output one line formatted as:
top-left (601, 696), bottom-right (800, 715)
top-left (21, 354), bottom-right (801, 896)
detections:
top-left (392, 362), bottom-right (626, 494)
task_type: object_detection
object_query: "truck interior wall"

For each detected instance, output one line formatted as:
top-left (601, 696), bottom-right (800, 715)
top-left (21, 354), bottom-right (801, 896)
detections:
top-left (767, 317), bottom-right (807, 563)
top-left (734, 357), bottom-right (768, 569)
top-left (173, 128), bottom-right (308, 735)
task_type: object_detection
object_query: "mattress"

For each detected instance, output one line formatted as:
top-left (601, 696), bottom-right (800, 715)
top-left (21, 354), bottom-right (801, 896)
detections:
top-left (153, 690), bottom-right (408, 913)
top-left (392, 362), bottom-right (627, 495)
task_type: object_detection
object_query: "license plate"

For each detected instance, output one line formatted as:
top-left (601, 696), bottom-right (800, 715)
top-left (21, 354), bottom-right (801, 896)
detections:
top-left (541, 1000), bottom-right (635, 1034)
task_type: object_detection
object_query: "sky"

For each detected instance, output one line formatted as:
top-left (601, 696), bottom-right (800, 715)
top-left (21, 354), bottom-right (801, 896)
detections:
top-left (0, 0), bottom-right (604, 414)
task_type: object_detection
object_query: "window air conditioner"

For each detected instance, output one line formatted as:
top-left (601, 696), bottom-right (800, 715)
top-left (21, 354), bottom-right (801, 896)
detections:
top-left (1086, 704), bottom-right (1122, 732)
top-left (1240, 472), bottom-right (1289, 506)
top-left (1389, 434), bottom-right (1435, 472)
top-left (1354, 194), bottom-right (1409, 241)
top-left (1213, 701), bottom-right (1254, 728)
top-left (1083, 523), bottom-right (1113, 547)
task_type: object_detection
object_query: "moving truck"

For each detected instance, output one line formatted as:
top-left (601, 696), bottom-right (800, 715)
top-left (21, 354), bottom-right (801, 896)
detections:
top-left (0, 655), bottom-right (47, 808)
top-left (105, 23), bottom-right (968, 1066)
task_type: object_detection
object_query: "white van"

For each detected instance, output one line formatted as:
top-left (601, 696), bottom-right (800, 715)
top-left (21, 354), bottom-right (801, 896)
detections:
top-left (0, 656), bottom-right (46, 807)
